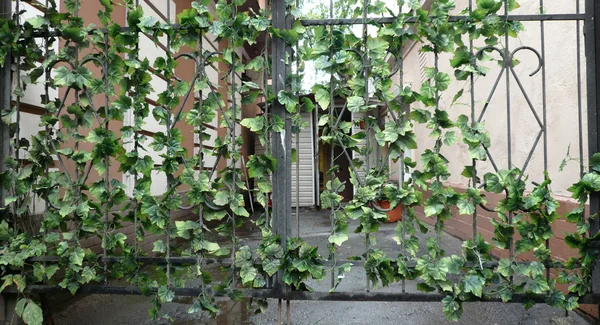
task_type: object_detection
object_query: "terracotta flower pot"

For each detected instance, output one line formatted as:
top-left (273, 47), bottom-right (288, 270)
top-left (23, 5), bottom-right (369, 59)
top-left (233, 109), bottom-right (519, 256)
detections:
top-left (359, 120), bottom-right (366, 130)
top-left (375, 200), bottom-right (402, 223)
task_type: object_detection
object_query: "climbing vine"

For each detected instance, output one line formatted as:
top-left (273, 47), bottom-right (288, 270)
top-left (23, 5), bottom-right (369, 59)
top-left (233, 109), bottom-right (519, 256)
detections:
top-left (0, 0), bottom-right (597, 323)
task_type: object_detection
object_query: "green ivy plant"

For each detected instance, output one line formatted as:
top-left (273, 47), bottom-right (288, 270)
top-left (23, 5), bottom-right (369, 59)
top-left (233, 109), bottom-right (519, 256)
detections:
top-left (0, 0), bottom-right (596, 323)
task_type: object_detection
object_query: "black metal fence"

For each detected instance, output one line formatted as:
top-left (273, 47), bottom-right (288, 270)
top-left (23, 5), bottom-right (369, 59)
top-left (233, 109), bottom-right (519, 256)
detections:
top-left (1, 0), bottom-right (600, 323)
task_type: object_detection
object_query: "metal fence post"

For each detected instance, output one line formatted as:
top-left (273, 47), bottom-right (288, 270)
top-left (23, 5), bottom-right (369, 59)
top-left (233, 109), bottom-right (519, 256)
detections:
top-left (585, 0), bottom-right (600, 314)
top-left (0, 1), bottom-right (11, 322)
top-left (0, 0), bottom-right (11, 218)
top-left (271, 0), bottom-right (292, 297)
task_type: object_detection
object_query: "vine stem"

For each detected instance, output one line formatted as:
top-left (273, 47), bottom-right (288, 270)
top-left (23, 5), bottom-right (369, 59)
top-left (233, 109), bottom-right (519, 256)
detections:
top-left (328, 0), bottom-right (336, 290)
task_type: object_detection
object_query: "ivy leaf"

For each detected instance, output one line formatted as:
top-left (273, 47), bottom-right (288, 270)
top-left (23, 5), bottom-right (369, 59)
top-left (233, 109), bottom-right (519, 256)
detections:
top-left (302, 97), bottom-right (315, 112)
top-left (410, 109), bottom-right (431, 123)
top-left (434, 72), bottom-right (451, 91)
top-left (246, 154), bottom-right (276, 178)
top-left (279, 29), bottom-right (299, 44)
top-left (204, 209), bottom-right (227, 221)
top-left (457, 198), bottom-right (475, 215)
top-left (347, 96), bottom-right (365, 113)
top-left (328, 232), bottom-right (348, 246)
top-left (62, 27), bottom-right (84, 42)
top-left (529, 261), bottom-right (545, 277)
top-left (240, 116), bottom-right (265, 132)
top-left (497, 258), bottom-right (514, 277)
top-left (314, 87), bottom-right (330, 109)
top-left (22, 300), bottom-right (43, 325)
top-left (564, 296), bottom-right (579, 311)
top-left (214, 191), bottom-right (230, 206)
top-left (545, 289), bottom-right (565, 308)
top-left (528, 276), bottom-right (550, 294)
top-left (424, 201), bottom-right (444, 217)
top-left (70, 247), bottom-right (85, 266)
top-left (263, 260), bottom-right (281, 276)
top-left (477, 0), bottom-right (501, 11)
top-left (54, 66), bottom-right (93, 89)
top-left (483, 173), bottom-right (503, 193)
top-left (443, 131), bottom-right (458, 146)
top-left (174, 81), bottom-right (189, 97)
top-left (27, 16), bottom-right (48, 28)
top-left (245, 57), bottom-right (264, 71)
top-left (442, 296), bottom-right (462, 321)
top-left (12, 275), bottom-right (26, 292)
top-left (451, 46), bottom-right (471, 68)
top-left (405, 236), bottom-right (420, 257)
top-left (497, 284), bottom-right (513, 302)
top-left (153, 240), bottom-right (167, 253)
top-left (463, 274), bottom-right (485, 297)
top-left (158, 285), bottom-right (175, 302)
top-left (242, 91), bottom-right (260, 105)
top-left (452, 89), bottom-right (464, 105)
top-left (137, 16), bottom-right (157, 33)
top-left (417, 282), bottom-right (436, 292)
top-left (250, 16), bottom-right (269, 32)
top-left (81, 266), bottom-right (97, 282)
top-left (440, 255), bottom-right (464, 274)
top-left (366, 38), bottom-right (388, 57)
top-left (277, 90), bottom-right (297, 113)
top-left (240, 266), bottom-right (258, 285)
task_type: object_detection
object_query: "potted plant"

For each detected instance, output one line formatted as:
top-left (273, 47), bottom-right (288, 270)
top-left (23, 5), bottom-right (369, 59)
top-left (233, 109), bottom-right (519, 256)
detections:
top-left (371, 181), bottom-right (402, 223)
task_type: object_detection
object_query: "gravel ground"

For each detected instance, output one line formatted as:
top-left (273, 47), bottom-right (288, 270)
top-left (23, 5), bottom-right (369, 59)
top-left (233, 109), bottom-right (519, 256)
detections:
top-left (52, 208), bottom-right (592, 325)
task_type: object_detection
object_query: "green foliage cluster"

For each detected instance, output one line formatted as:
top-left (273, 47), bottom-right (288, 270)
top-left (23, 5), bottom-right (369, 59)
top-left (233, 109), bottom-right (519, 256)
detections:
top-left (0, 0), bottom-right (596, 323)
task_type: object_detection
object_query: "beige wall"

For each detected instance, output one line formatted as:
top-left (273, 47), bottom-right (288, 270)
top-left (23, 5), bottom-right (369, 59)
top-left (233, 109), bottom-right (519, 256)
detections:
top-left (395, 0), bottom-right (587, 197)
top-left (397, 1), bottom-right (594, 317)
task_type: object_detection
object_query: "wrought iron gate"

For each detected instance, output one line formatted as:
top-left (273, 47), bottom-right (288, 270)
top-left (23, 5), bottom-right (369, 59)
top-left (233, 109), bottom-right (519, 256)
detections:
top-left (1, 0), bottom-right (600, 323)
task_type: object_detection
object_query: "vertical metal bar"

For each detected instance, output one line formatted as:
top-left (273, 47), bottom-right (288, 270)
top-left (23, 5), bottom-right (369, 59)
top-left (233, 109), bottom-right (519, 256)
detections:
top-left (230, 32), bottom-right (238, 287)
top-left (103, 31), bottom-right (110, 284)
top-left (14, 0), bottom-right (20, 167)
top-left (242, 157), bottom-right (254, 214)
top-left (504, 0), bottom-right (512, 171)
top-left (328, 0), bottom-right (336, 290)
top-left (314, 91), bottom-right (320, 209)
top-left (264, 0), bottom-right (271, 231)
top-left (13, 0), bottom-right (21, 230)
top-left (503, 0), bottom-right (514, 269)
top-left (362, 0), bottom-right (371, 293)
top-left (577, 0), bottom-right (584, 177)
top-left (0, 0), bottom-right (11, 222)
top-left (165, 0), bottom-right (172, 287)
top-left (133, 0), bottom-right (140, 282)
top-left (469, 0), bottom-right (478, 240)
top-left (538, 0), bottom-right (550, 282)
top-left (271, 0), bottom-right (292, 296)
top-left (585, 0), bottom-right (600, 301)
top-left (42, 0), bottom-right (50, 277)
top-left (314, 5), bottom-right (320, 213)
top-left (263, 0), bottom-right (272, 289)
top-left (397, 34), bottom-right (406, 294)
top-left (434, 51), bottom-right (442, 248)
top-left (295, 0), bottom-right (300, 239)
top-left (197, 34), bottom-right (206, 298)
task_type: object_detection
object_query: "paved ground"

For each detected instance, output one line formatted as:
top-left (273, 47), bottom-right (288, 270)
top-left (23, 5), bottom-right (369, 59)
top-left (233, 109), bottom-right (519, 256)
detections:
top-left (53, 208), bottom-right (591, 324)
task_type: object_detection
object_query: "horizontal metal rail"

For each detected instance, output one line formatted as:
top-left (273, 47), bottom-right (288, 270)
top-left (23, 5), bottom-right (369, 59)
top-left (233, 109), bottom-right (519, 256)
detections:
top-left (20, 13), bottom-right (586, 39)
top-left (4, 285), bottom-right (599, 304)
top-left (299, 13), bottom-right (586, 26)
top-left (27, 256), bottom-right (570, 269)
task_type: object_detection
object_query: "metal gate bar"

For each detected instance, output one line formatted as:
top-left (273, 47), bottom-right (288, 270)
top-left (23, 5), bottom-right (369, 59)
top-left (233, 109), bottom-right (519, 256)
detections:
top-left (4, 285), bottom-right (599, 304)
top-left (1, 0), bottom-right (600, 321)
top-left (586, 0), bottom-right (600, 309)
